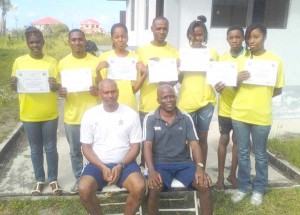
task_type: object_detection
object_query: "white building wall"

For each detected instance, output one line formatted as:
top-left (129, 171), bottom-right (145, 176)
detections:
top-left (163, 0), bottom-right (180, 48)
top-left (126, 0), bottom-right (300, 85)
top-left (127, 0), bottom-right (155, 47)
top-left (269, 0), bottom-right (300, 86)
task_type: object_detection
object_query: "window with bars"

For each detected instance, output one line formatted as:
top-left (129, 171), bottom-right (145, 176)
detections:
top-left (211, 0), bottom-right (289, 28)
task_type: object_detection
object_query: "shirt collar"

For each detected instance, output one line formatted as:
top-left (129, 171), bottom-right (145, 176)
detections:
top-left (230, 47), bottom-right (245, 58)
top-left (154, 107), bottom-right (183, 121)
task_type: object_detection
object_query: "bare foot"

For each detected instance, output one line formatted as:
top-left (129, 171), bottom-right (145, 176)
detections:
top-left (214, 179), bottom-right (225, 192)
top-left (227, 175), bottom-right (238, 189)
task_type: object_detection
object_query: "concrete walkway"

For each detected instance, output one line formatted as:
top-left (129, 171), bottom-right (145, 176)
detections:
top-left (0, 99), bottom-right (299, 196)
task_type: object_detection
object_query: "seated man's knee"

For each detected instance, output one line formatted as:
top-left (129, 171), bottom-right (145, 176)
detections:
top-left (78, 176), bottom-right (98, 201)
top-left (128, 177), bottom-right (146, 200)
top-left (195, 183), bottom-right (211, 195)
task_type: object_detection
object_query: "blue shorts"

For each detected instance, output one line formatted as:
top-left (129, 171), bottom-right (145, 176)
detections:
top-left (155, 162), bottom-right (196, 191)
top-left (81, 161), bottom-right (141, 190)
top-left (189, 103), bottom-right (214, 132)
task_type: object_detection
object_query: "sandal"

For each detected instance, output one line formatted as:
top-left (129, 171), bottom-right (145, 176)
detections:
top-left (32, 182), bottom-right (45, 196)
top-left (49, 181), bottom-right (63, 196)
top-left (227, 176), bottom-right (238, 189)
top-left (214, 182), bottom-right (225, 193)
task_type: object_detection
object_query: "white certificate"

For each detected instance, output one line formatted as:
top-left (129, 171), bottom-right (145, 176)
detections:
top-left (107, 57), bottom-right (138, 81)
top-left (244, 59), bottom-right (278, 86)
top-left (16, 70), bottom-right (50, 93)
top-left (206, 62), bottom-right (238, 86)
top-left (148, 58), bottom-right (178, 83)
top-left (61, 69), bottom-right (92, 92)
top-left (179, 48), bottom-right (210, 72)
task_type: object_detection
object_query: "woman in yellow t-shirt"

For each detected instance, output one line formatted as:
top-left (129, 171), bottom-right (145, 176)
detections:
top-left (230, 23), bottom-right (285, 206)
top-left (10, 27), bottom-right (62, 196)
top-left (96, 23), bottom-right (147, 111)
top-left (178, 15), bottom-right (218, 167)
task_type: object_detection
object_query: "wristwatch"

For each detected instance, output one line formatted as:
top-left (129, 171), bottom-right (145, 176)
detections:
top-left (197, 162), bottom-right (205, 168)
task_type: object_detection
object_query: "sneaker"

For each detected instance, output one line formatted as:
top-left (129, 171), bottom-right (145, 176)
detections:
top-left (231, 190), bottom-right (247, 203)
top-left (49, 181), bottom-right (63, 196)
top-left (251, 192), bottom-right (263, 206)
top-left (31, 182), bottom-right (45, 196)
top-left (70, 178), bottom-right (80, 195)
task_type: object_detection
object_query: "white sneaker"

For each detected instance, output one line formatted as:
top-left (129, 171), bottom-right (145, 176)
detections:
top-left (251, 192), bottom-right (263, 206)
top-left (231, 190), bottom-right (247, 203)
top-left (70, 178), bottom-right (80, 195)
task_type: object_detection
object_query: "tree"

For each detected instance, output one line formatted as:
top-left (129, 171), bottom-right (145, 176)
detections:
top-left (0, 0), bottom-right (11, 35)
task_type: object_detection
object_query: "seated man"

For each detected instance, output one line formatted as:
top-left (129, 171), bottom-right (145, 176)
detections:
top-left (78, 79), bottom-right (145, 215)
top-left (143, 84), bottom-right (213, 215)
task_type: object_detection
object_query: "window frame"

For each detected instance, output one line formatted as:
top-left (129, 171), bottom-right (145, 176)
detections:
top-left (145, 0), bottom-right (149, 29)
top-left (130, 0), bottom-right (135, 31)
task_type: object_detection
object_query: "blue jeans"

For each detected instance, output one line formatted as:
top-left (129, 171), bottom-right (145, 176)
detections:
top-left (23, 118), bottom-right (59, 182)
top-left (64, 123), bottom-right (83, 179)
top-left (232, 120), bottom-right (271, 195)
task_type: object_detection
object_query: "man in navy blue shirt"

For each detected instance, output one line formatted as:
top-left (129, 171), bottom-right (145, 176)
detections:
top-left (143, 84), bottom-right (213, 215)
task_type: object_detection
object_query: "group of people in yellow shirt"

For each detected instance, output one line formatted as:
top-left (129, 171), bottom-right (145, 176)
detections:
top-left (11, 13), bottom-right (284, 211)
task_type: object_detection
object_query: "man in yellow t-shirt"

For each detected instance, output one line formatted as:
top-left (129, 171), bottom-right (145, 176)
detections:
top-left (213, 25), bottom-right (246, 192)
top-left (58, 29), bottom-right (99, 194)
top-left (137, 17), bottom-right (179, 118)
top-left (11, 27), bottom-right (62, 196)
top-left (136, 17), bottom-right (179, 166)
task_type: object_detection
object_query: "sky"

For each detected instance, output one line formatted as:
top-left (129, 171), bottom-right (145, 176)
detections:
top-left (6, 0), bottom-right (126, 32)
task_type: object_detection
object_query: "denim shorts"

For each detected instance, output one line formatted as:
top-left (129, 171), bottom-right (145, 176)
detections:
top-left (81, 161), bottom-right (141, 190)
top-left (154, 162), bottom-right (196, 191)
top-left (189, 103), bottom-right (214, 132)
top-left (218, 115), bottom-right (233, 134)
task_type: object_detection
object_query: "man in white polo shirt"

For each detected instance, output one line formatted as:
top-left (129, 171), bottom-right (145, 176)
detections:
top-left (78, 79), bottom-right (145, 215)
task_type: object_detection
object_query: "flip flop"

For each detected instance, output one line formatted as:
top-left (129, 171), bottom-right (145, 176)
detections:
top-left (214, 183), bottom-right (225, 193)
top-left (227, 176), bottom-right (238, 189)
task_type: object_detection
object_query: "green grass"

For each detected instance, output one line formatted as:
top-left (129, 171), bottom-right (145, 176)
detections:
top-left (0, 48), bottom-right (23, 142)
top-left (0, 197), bottom-right (86, 215)
top-left (0, 188), bottom-right (300, 214)
top-left (213, 187), bottom-right (300, 215)
top-left (268, 137), bottom-right (300, 169)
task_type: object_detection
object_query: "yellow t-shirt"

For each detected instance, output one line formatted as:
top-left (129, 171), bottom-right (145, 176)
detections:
top-left (58, 53), bottom-right (99, 124)
top-left (11, 54), bottom-right (59, 122)
top-left (231, 50), bottom-right (285, 125)
top-left (137, 43), bottom-right (179, 113)
top-left (99, 50), bottom-right (139, 111)
top-left (178, 47), bottom-right (219, 113)
top-left (218, 49), bottom-right (246, 118)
